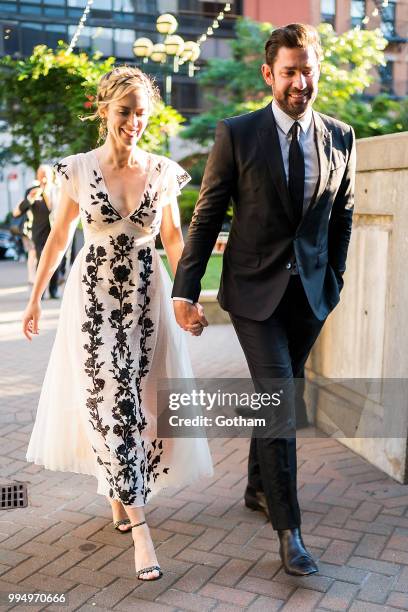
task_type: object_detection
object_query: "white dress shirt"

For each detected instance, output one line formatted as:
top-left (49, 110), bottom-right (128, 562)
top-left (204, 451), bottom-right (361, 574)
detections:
top-left (271, 100), bottom-right (319, 215)
top-left (174, 102), bottom-right (320, 301)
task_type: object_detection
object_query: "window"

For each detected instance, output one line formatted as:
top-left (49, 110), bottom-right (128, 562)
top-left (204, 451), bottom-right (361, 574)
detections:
top-left (201, 2), bottom-right (229, 16)
top-left (321, 0), bottom-right (336, 27)
top-left (114, 29), bottom-right (135, 58)
top-left (179, 0), bottom-right (199, 9)
top-left (91, 27), bottom-right (113, 56)
top-left (67, 0), bottom-right (84, 17)
top-left (45, 6), bottom-right (66, 16)
top-left (0, 1), bottom-right (18, 12)
top-left (20, 3), bottom-right (42, 14)
top-left (21, 22), bottom-right (43, 55)
top-left (45, 23), bottom-right (67, 47)
top-left (351, 0), bottom-right (365, 28)
top-left (68, 25), bottom-right (91, 51)
top-left (91, 1), bottom-right (112, 19)
top-left (2, 23), bottom-right (19, 54)
top-left (92, 0), bottom-right (112, 7)
top-left (136, 0), bottom-right (157, 11)
top-left (381, 0), bottom-right (396, 38)
top-left (113, 0), bottom-right (134, 11)
top-left (173, 80), bottom-right (199, 114)
top-left (379, 60), bottom-right (394, 93)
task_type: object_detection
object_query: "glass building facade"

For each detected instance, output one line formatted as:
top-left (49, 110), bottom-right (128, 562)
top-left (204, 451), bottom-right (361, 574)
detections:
top-left (0, 0), bottom-right (242, 115)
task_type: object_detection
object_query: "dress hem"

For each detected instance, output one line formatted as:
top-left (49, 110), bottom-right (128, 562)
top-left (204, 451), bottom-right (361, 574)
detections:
top-left (26, 455), bottom-right (214, 506)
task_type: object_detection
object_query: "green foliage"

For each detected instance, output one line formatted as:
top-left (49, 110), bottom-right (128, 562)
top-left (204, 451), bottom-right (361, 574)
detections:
top-left (0, 42), bottom-right (185, 170)
top-left (182, 18), bottom-right (402, 143)
top-left (178, 152), bottom-right (208, 185)
top-left (178, 187), bottom-right (199, 225)
top-left (161, 252), bottom-right (222, 289)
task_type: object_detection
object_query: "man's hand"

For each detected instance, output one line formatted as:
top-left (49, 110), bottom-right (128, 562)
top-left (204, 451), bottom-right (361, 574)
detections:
top-left (173, 300), bottom-right (209, 336)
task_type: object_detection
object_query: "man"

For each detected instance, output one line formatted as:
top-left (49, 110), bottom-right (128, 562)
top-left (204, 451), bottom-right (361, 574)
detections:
top-left (172, 23), bottom-right (355, 576)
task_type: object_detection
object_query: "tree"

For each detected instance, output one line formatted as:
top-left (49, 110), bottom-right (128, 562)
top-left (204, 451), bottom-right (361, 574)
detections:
top-left (182, 18), bottom-right (406, 144)
top-left (0, 42), bottom-right (184, 170)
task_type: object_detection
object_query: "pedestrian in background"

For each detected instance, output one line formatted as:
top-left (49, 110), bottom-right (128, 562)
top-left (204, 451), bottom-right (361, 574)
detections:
top-left (13, 165), bottom-right (60, 297)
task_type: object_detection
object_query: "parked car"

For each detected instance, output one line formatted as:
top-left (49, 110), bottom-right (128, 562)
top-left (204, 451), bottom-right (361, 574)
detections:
top-left (0, 228), bottom-right (18, 260)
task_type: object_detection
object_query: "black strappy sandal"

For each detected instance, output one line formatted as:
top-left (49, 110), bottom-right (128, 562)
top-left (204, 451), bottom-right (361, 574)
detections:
top-left (113, 518), bottom-right (132, 533)
top-left (131, 520), bottom-right (163, 581)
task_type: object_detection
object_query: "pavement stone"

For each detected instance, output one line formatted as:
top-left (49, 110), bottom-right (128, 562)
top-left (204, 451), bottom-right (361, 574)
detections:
top-left (0, 260), bottom-right (407, 611)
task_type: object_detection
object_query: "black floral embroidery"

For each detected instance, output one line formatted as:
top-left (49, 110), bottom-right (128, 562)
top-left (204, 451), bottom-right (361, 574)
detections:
top-left (129, 190), bottom-right (158, 227)
top-left (90, 170), bottom-right (122, 224)
top-left (96, 235), bottom-right (167, 504)
top-left (176, 171), bottom-right (190, 188)
top-left (77, 156), bottom-right (171, 505)
top-left (81, 244), bottom-right (115, 486)
top-left (106, 234), bottom-right (139, 502)
top-left (54, 161), bottom-right (69, 181)
top-left (81, 207), bottom-right (94, 225)
top-left (136, 246), bottom-right (166, 498)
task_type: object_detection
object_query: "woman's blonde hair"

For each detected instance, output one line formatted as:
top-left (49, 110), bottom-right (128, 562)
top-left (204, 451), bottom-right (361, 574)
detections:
top-left (86, 65), bottom-right (161, 142)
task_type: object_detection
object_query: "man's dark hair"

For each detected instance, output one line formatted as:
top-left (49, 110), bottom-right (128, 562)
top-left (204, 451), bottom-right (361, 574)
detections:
top-left (265, 23), bottom-right (323, 69)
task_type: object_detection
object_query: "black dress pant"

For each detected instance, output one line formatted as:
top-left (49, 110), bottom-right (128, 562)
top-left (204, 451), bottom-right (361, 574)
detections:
top-left (230, 275), bottom-right (325, 530)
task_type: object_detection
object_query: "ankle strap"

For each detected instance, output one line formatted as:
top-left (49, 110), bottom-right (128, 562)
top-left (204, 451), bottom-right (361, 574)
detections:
top-left (130, 520), bottom-right (146, 529)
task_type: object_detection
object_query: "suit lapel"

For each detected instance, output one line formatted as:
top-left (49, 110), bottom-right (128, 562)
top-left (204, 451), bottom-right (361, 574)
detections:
top-left (256, 105), bottom-right (296, 226)
top-left (311, 111), bottom-right (332, 208)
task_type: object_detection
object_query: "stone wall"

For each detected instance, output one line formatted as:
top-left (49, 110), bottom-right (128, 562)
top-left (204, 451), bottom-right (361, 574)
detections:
top-left (307, 131), bottom-right (408, 483)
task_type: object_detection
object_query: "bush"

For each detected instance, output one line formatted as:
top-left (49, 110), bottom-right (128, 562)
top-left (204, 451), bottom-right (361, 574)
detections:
top-left (188, 158), bottom-right (207, 185)
top-left (179, 188), bottom-right (199, 225)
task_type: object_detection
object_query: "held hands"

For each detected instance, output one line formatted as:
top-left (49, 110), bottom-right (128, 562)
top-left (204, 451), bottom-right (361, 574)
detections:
top-left (22, 301), bottom-right (41, 341)
top-left (173, 300), bottom-right (208, 337)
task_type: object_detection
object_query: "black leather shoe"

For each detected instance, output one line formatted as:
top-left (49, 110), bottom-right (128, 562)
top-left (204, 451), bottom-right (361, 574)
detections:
top-left (244, 488), bottom-right (270, 519)
top-left (278, 528), bottom-right (318, 576)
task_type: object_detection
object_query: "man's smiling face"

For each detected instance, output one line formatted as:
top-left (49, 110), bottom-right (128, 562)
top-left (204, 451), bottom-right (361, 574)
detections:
top-left (262, 45), bottom-right (320, 119)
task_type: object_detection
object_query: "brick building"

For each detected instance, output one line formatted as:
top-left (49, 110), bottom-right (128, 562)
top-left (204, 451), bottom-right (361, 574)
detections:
top-left (244, 0), bottom-right (408, 96)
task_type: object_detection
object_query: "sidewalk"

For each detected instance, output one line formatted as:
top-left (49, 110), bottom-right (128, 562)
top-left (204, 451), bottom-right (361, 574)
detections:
top-left (0, 260), bottom-right (407, 612)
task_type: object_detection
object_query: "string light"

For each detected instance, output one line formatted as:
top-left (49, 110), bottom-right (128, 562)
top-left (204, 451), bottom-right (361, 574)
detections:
top-left (67, 0), bottom-right (233, 61)
top-left (179, 1), bottom-right (233, 66)
top-left (66, 0), bottom-right (94, 55)
top-left (353, 0), bottom-right (393, 30)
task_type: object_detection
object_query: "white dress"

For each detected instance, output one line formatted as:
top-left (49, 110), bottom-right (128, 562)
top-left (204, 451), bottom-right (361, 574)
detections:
top-left (26, 150), bottom-right (213, 506)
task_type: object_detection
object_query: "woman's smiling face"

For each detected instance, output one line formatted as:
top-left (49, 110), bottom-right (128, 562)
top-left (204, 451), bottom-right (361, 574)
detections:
top-left (102, 89), bottom-right (150, 148)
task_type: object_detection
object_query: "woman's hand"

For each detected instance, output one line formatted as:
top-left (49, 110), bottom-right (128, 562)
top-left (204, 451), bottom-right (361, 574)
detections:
top-left (22, 300), bottom-right (42, 341)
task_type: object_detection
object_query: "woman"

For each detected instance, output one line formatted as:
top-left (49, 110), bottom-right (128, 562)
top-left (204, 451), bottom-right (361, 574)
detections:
top-left (14, 165), bottom-right (59, 295)
top-left (23, 66), bottom-right (213, 581)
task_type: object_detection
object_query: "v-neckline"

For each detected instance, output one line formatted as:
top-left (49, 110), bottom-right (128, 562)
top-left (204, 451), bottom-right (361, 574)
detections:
top-left (90, 150), bottom-right (152, 220)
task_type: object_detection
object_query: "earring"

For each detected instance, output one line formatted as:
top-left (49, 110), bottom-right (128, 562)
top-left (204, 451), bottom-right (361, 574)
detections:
top-left (98, 118), bottom-right (107, 143)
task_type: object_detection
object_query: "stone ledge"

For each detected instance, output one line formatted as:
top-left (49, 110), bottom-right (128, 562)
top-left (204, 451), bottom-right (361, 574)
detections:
top-left (199, 290), bottom-right (231, 325)
top-left (357, 131), bottom-right (408, 172)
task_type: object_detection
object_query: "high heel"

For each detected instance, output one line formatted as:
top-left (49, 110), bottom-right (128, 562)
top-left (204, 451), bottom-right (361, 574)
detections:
top-left (113, 518), bottom-right (131, 533)
top-left (131, 521), bottom-right (163, 581)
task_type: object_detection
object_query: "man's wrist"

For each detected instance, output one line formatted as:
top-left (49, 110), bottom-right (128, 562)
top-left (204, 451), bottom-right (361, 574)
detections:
top-left (172, 297), bottom-right (194, 305)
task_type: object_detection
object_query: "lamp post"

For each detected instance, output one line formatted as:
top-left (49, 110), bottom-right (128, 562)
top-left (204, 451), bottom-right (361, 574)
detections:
top-left (133, 13), bottom-right (201, 107)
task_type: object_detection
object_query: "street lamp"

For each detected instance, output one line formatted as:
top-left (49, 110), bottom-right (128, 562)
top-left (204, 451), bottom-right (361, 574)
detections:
top-left (133, 13), bottom-right (201, 106)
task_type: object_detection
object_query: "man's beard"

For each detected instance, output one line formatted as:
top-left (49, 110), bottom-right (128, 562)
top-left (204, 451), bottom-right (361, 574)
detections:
top-left (279, 89), bottom-right (315, 117)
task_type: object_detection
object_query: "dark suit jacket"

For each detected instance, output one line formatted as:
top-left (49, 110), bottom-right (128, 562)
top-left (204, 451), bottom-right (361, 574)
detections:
top-left (172, 103), bottom-right (356, 322)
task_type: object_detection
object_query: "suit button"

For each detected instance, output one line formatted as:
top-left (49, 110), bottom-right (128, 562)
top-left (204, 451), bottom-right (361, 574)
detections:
top-left (286, 262), bottom-right (292, 270)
